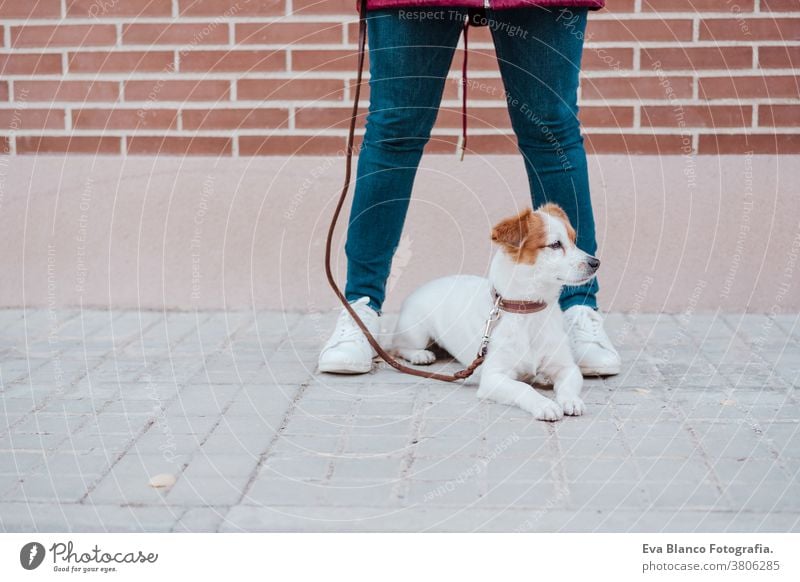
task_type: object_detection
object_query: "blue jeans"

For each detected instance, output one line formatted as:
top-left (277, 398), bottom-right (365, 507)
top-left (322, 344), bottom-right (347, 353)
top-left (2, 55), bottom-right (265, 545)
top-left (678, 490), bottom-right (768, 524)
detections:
top-left (345, 6), bottom-right (598, 313)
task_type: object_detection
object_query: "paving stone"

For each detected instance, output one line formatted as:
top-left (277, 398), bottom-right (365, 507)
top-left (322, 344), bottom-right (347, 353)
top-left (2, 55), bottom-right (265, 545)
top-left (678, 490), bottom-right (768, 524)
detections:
top-left (172, 507), bottom-right (227, 532)
top-left (406, 479), bottom-right (482, 507)
top-left (182, 452), bottom-right (260, 478)
top-left (261, 454), bottom-right (332, 481)
top-left (330, 457), bottom-right (403, 481)
top-left (271, 434), bottom-right (340, 456)
top-left (567, 480), bottom-right (649, 509)
top-left (244, 479), bottom-right (396, 508)
top-left (166, 475), bottom-right (248, 506)
top-left (85, 473), bottom-right (172, 506)
top-left (564, 458), bottom-right (640, 482)
top-left (645, 481), bottom-right (730, 510)
top-left (342, 435), bottom-right (410, 456)
top-left (0, 451), bottom-right (47, 475)
top-left (0, 502), bottom-right (181, 532)
top-left (11, 473), bottom-right (95, 503)
top-left (483, 480), bottom-right (566, 508)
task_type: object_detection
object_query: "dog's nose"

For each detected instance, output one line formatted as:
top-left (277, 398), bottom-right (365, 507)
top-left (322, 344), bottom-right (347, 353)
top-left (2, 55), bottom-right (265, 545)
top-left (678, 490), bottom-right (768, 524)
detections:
top-left (587, 256), bottom-right (600, 270)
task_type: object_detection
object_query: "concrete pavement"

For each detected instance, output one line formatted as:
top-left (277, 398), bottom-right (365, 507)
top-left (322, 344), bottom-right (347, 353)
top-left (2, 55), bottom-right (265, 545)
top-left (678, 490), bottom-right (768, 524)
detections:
top-left (0, 308), bottom-right (798, 532)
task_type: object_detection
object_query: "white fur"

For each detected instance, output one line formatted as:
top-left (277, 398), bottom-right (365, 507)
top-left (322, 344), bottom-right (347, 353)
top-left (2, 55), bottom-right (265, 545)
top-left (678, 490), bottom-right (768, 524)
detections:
top-left (392, 210), bottom-right (598, 421)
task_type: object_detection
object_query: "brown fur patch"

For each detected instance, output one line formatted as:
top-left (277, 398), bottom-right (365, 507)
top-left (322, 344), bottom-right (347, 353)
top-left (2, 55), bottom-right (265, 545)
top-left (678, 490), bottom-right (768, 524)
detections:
top-left (539, 202), bottom-right (577, 244)
top-left (491, 208), bottom-right (547, 264)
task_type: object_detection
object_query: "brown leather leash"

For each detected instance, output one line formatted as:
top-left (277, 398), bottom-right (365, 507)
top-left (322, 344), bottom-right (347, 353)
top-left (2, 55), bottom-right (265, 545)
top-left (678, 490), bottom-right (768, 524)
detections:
top-left (323, 0), bottom-right (546, 382)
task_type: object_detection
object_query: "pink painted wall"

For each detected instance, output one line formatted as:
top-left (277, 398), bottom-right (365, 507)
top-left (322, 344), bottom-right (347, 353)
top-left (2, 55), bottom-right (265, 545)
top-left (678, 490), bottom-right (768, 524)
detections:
top-left (1, 154), bottom-right (796, 313)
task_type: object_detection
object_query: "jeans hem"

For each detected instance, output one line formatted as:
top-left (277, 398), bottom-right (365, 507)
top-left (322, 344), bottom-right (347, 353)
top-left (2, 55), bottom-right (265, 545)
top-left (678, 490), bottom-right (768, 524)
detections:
top-left (345, 293), bottom-right (382, 316)
top-left (559, 295), bottom-right (598, 312)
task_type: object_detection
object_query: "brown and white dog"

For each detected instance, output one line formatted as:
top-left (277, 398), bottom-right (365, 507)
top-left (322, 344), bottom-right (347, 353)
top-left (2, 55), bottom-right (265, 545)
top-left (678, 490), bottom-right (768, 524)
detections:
top-left (392, 204), bottom-right (599, 421)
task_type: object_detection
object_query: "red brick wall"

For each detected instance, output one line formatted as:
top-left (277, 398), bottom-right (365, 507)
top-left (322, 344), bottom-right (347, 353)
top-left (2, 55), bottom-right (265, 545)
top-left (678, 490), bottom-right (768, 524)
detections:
top-left (1, 0), bottom-right (798, 156)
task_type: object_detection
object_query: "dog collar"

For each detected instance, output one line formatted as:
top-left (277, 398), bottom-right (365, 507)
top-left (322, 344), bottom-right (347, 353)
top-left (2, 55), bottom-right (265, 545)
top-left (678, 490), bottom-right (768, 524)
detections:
top-left (491, 288), bottom-right (548, 314)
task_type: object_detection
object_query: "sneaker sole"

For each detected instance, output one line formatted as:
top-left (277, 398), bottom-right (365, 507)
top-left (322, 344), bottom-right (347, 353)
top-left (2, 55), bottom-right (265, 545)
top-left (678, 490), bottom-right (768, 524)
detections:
top-left (580, 365), bottom-right (621, 377)
top-left (318, 361), bottom-right (373, 375)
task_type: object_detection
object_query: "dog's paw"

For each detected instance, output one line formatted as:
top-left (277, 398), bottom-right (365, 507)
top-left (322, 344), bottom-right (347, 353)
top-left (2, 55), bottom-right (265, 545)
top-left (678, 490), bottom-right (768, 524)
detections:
top-left (397, 348), bottom-right (436, 365)
top-left (557, 396), bottom-right (586, 416)
top-left (532, 400), bottom-right (564, 422)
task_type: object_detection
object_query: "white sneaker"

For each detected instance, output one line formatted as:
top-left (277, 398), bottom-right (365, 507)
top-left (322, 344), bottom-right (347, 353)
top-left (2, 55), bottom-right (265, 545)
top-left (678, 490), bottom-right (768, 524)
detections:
top-left (563, 306), bottom-right (621, 376)
top-left (318, 297), bottom-right (380, 374)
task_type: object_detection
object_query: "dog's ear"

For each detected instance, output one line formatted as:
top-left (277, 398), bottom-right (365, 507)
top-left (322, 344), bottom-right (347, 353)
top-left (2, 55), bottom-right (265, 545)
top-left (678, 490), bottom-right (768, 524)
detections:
top-left (539, 203), bottom-right (576, 243)
top-left (491, 208), bottom-right (532, 250)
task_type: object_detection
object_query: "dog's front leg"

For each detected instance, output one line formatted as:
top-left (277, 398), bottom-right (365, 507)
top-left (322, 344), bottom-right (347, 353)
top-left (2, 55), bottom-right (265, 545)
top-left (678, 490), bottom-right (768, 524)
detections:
top-left (548, 363), bottom-right (585, 416)
top-left (477, 370), bottom-right (563, 422)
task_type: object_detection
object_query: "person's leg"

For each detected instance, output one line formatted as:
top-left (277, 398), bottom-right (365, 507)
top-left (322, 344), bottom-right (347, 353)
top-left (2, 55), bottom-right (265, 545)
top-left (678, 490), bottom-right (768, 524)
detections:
top-left (320, 9), bottom-right (465, 373)
top-left (489, 6), bottom-right (598, 311)
top-left (345, 8), bottom-right (466, 313)
top-left (490, 7), bottom-right (619, 376)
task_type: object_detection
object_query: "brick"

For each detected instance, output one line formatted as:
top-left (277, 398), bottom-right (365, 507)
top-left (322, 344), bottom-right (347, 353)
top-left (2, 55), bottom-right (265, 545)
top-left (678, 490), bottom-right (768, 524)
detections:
top-left (427, 134), bottom-right (519, 154)
top-left (291, 0), bottom-right (351, 15)
top-left (71, 108), bottom-right (179, 130)
top-left (759, 46), bottom-right (800, 69)
top-left (586, 19), bottom-right (693, 43)
top-left (581, 76), bottom-right (693, 100)
top-left (11, 25), bottom-right (117, 48)
top-left (14, 81), bottom-right (120, 102)
top-left (182, 108), bottom-right (289, 130)
top-left (604, 0), bottom-right (636, 11)
top-left (580, 106), bottom-right (635, 128)
top-left (582, 48), bottom-right (634, 71)
top-left (464, 23), bottom-right (493, 45)
top-left (0, 54), bottom-right (62, 75)
top-left (293, 106), bottom-right (368, 130)
top-left (66, 0), bottom-right (172, 17)
top-left (641, 47), bottom-right (753, 71)
top-left (16, 135), bottom-right (121, 154)
top-left (762, 0), bottom-right (800, 11)
top-left (0, 1), bottom-right (61, 18)
top-left (238, 78), bottom-right (344, 101)
top-left (700, 18), bottom-right (800, 41)
top-left (239, 134), bottom-right (349, 155)
top-left (292, 49), bottom-right (367, 72)
top-left (698, 134), bottom-right (800, 154)
top-left (127, 136), bottom-right (232, 155)
top-left (642, 0), bottom-right (755, 11)
top-left (699, 75), bottom-right (800, 99)
top-left (125, 80), bottom-right (231, 102)
top-left (0, 82), bottom-right (8, 101)
top-left (236, 22), bottom-right (343, 45)
top-left (0, 109), bottom-right (65, 130)
top-left (459, 77), bottom-right (506, 101)
top-left (68, 51), bottom-right (174, 74)
top-left (641, 105), bottom-right (752, 128)
top-left (342, 21), bottom-right (362, 45)
top-left (123, 23), bottom-right (230, 46)
top-left (0, 136), bottom-right (8, 153)
top-left (180, 50), bottom-right (284, 72)
top-left (179, 0), bottom-right (285, 16)
top-left (458, 49), bottom-right (500, 72)
top-left (584, 134), bottom-right (690, 155)
top-left (355, 77), bottom-right (459, 102)
top-left (438, 106), bottom-right (513, 130)
top-left (759, 105), bottom-right (800, 127)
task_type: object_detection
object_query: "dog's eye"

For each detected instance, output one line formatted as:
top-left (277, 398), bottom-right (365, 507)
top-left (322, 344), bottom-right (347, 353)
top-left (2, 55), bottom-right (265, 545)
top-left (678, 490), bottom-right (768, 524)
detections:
top-left (548, 241), bottom-right (562, 250)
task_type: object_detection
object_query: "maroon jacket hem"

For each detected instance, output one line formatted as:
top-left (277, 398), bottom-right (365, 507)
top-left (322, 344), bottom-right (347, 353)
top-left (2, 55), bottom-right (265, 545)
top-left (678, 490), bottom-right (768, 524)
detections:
top-left (365, 0), bottom-right (605, 10)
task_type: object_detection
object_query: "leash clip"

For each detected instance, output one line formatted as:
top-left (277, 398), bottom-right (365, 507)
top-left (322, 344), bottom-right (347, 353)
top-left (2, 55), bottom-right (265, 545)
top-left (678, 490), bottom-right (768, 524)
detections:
top-left (478, 295), bottom-right (502, 357)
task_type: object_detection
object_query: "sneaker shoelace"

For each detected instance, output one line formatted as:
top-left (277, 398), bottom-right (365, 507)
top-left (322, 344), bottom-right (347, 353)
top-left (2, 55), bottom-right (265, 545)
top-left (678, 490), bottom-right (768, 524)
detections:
top-left (331, 306), bottom-right (373, 346)
top-left (570, 309), bottom-right (605, 344)
top-left (334, 316), bottom-right (364, 343)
